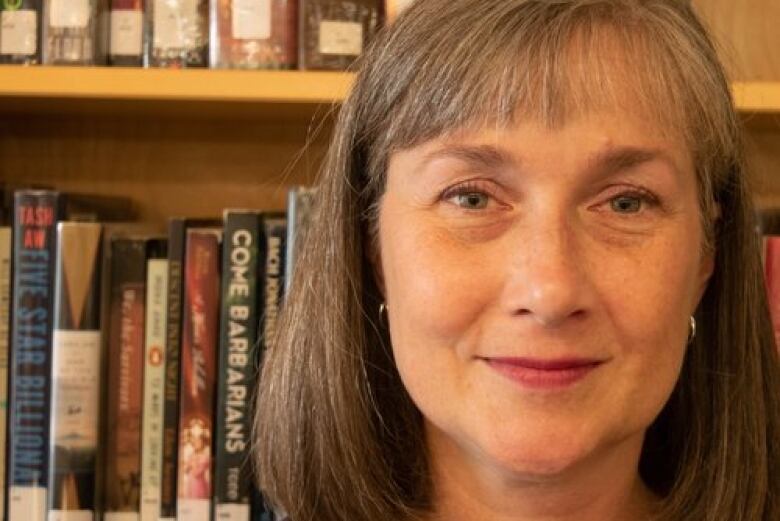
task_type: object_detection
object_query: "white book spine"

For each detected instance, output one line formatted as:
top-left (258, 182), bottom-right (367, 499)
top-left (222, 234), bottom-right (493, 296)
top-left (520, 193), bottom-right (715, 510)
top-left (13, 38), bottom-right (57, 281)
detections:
top-left (141, 259), bottom-right (168, 521)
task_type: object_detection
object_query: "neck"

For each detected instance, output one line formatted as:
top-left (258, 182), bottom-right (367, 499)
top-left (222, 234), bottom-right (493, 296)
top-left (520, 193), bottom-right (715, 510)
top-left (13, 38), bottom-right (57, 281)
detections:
top-left (424, 427), bottom-right (658, 521)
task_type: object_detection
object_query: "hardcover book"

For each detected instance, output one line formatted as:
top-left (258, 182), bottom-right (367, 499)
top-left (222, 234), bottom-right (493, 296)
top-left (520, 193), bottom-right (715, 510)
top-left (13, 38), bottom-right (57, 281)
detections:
top-left (0, 0), bottom-right (42, 63)
top-left (7, 190), bottom-right (63, 520)
top-left (108, 0), bottom-right (144, 65)
top-left (140, 244), bottom-right (168, 521)
top-left (47, 222), bottom-right (103, 519)
top-left (160, 218), bottom-right (219, 521)
top-left (299, 0), bottom-right (380, 70)
top-left (103, 237), bottom-right (148, 521)
top-left (177, 228), bottom-right (221, 521)
top-left (42, 0), bottom-right (105, 64)
top-left (214, 211), bottom-right (264, 521)
top-left (211, 0), bottom-right (296, 69)
top-left (148, 0), bottom-right (208, 67)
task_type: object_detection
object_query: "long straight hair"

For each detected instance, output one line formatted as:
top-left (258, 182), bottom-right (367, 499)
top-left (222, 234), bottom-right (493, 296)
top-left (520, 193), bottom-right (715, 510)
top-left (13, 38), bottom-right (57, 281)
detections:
top-left (255, 1), bottom-right (780, 520)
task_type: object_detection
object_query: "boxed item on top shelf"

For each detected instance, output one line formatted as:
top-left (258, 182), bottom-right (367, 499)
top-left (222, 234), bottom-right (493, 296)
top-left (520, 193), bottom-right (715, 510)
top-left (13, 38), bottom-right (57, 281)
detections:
top-left (211, 0), bottom-right (297, 69)
top-left (299, 0), bottom-right (380, 71)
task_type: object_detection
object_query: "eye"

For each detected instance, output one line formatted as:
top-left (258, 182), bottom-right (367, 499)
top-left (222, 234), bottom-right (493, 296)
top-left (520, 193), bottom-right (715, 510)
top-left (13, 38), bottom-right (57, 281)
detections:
top-left (454, 192), bottom-right (489, 210)
top-left (441, 181), bottom-right (503, 211)
top-left (610, 194), bottom-right (642, 213)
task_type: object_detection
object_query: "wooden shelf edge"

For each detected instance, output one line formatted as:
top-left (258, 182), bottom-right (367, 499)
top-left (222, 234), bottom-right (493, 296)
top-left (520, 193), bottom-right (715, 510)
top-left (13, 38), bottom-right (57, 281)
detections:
top-left (1, 68), bottom-right (780, 121)
top-left (0, 65), bottom-right (354, 104)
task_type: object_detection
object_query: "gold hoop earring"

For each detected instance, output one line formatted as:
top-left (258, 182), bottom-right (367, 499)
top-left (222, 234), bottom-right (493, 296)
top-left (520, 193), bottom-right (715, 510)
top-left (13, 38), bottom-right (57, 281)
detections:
top-left (687, 316), bottom-right (696, 344)
top-left (379, 302), bottom-right (388, 322)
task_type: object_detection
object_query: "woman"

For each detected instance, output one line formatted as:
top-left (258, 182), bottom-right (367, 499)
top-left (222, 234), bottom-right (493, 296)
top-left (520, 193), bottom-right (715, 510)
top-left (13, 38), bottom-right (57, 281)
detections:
top-left (255, 1), bottom-right (780, 520)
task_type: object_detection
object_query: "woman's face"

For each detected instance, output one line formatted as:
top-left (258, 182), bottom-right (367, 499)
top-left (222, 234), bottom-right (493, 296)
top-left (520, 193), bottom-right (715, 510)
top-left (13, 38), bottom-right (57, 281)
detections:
top-left (376, 110), bottom-right (713, 481)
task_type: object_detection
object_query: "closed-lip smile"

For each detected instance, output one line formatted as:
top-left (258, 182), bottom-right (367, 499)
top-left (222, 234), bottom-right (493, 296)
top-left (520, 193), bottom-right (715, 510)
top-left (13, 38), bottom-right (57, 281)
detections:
top-left (481, 356), bottom-right (606, 390)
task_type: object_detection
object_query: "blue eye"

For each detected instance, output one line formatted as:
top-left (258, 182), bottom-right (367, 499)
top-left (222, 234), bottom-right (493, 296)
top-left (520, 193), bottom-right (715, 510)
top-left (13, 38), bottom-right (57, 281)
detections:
top-left (455, 192), bottom-right (490, 209)
top-left (610, 195), bottom-right (643, 213)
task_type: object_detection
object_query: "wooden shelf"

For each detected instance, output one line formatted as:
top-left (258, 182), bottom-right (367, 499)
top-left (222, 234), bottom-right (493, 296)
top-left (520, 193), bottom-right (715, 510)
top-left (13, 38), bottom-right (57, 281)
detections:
top-left (0, 66), bottom-right (354, 121)
top-left (0, 67), bottom-right (779, 125)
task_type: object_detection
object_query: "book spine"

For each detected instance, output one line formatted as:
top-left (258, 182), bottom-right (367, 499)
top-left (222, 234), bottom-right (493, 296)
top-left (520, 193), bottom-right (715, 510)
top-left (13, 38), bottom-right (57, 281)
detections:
top-left (103, 238), bottom-right (147, 520)
top-left (214, 212), bottom-right (263, 521)
top-left (42, 0), bottom-right (100, 64)
top-left (0, 0), bottom-right (43, 64)
top-left (7, 190), bottom-right (61, 521)
top-left (148, 0), bottom-right (209, 68)
top-left (108, 0), bottom-right (144, 65)
top-left (159, 219), bottom-right (186, 521)
top-left (177, 228), bottom-right (221, 521)
top-left (0, 227), bottom-right (12, 520)
top-left (261, 215), bottom-right (287, 353)
top-left (47, 222), bottom-right (103, 520)
top-left (140, 252), bottom-right (168, 521)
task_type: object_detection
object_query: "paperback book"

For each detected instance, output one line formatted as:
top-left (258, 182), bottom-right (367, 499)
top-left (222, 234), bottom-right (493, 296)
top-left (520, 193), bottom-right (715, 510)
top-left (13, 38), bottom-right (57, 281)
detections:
top-left (7, 190), bottom-right (63, 520)
top-left (47, 222), bottom-right (103, 519)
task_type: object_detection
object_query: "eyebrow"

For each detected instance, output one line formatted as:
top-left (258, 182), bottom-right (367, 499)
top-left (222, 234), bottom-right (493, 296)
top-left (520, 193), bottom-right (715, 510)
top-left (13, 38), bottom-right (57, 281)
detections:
top-left (588, 146), bottom-right (677, 178)
top-left (421, 144), bottom-right (516, 171)
top-left (421, 143), bottom-right (677, 178)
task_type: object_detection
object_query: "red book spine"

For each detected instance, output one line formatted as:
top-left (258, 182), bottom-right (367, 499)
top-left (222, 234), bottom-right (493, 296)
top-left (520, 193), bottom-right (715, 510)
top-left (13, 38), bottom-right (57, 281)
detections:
top-left (176, 229), bottom-right (221, 521)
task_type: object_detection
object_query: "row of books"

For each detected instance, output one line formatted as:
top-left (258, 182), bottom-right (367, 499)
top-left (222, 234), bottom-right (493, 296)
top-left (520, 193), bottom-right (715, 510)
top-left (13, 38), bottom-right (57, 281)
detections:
top-left (2, 187), bottom-right (315, 521)
top-left (0, 0), bottom-right (412, 70)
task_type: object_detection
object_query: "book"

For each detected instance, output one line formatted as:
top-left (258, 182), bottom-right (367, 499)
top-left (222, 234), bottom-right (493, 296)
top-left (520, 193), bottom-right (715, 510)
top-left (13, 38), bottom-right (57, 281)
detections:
top-left (284, 187), bottom-right (316, 296)
top-left (47, 222), bottom-right (103, 519)
top-left (0, 226), bottom-right (12, 520)
top-left (210, 0), bottom-right (296, 69)
top-left (6, 190), bottom-right (63, 521)
top-left (0, 0), bottom-right (42, 63)
top-left (148, 0), bottom-right (209, 67)
top-left (260, 215), bottom-right (287, 353)
top-left (108, 0), bottom-right (144, 65)
top-left (214, 211), bottom-right (264, 521)
top-left (299, 0), bottom-right (380, 70)
top-left (160, 217), bottom-right (219, 521)
top-left (103, 237), bottom-right (149, 521)
top-left (42, 0), bottom-right (105, 64)
top-left (140, 243), bottom-right (168, 521)
top-left (177, 228), bottom-right (221, 521)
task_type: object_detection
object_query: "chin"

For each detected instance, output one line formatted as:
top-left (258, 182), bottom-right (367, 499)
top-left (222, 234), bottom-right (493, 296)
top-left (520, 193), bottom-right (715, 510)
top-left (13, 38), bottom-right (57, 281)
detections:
top-left (477, 425), bottom-right (597, 480)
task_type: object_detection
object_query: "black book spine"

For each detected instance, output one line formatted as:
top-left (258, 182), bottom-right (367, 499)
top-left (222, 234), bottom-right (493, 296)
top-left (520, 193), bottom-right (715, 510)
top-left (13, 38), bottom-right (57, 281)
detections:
top-left (214, 211), bottom-right (264, 521)
top-left (0, 0), bottom-right (43, 64)
top-left (160, 219), bottom-right (186, 520)
top-left (6, 190), bottom-right (63, 518)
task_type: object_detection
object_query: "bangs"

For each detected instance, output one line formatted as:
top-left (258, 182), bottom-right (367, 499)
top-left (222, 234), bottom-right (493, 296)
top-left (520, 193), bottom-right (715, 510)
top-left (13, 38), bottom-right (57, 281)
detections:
top-left (354, 0), bottom-right (738, 244)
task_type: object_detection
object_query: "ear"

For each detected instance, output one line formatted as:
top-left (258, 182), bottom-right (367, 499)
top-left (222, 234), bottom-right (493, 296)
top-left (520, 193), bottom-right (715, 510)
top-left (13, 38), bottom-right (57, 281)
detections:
top-left (693, 204), bottom-right (720, 306)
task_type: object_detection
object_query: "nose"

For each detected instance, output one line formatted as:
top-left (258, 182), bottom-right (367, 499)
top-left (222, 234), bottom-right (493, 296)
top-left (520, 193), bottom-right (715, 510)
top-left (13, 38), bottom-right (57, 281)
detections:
top-left (501, 212), bottom-right (593, 328)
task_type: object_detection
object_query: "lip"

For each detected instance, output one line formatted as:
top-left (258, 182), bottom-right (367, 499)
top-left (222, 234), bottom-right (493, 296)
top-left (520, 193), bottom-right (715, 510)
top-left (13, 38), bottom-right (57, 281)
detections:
top-left (482, 357), bottom-right (605, 390)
